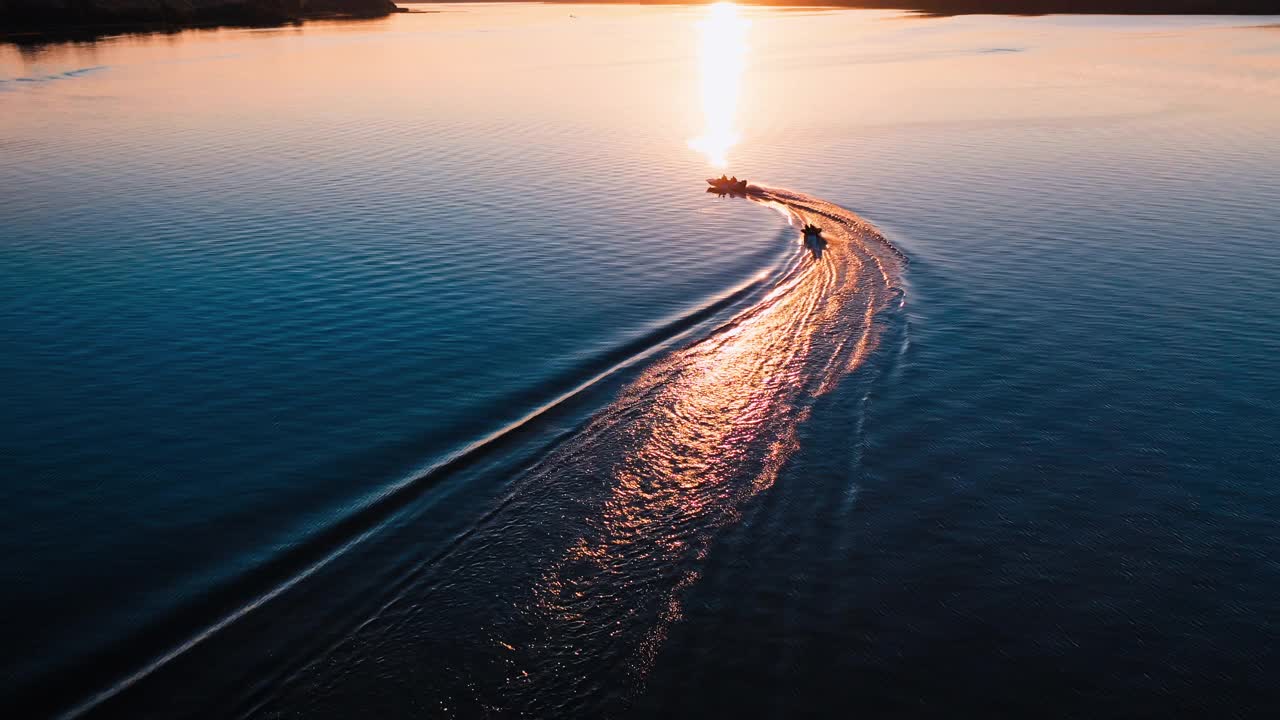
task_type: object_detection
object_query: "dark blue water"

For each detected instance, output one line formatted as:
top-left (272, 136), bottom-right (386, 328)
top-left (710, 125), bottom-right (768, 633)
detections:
top-left (2, 7), bottom-right (1279, 718)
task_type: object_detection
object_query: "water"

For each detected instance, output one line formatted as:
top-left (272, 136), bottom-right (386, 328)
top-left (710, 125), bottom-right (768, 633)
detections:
top-left (2, 5), bottom-right (1279, 718)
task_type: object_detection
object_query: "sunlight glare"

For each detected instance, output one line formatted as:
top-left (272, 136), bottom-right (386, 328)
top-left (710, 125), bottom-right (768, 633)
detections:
top-left (688, 3), bottom-right (750, 168)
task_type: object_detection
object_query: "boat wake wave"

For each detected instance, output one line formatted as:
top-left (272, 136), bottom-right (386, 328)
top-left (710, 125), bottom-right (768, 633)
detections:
top-left (50, 187), bottom-right (906, 720)
top-left (244, 186), bottom-right (908, 717)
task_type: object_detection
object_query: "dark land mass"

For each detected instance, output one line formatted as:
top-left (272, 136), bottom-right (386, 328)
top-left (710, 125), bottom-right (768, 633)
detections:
top-left (741, 0), bottom-right (1280, 14)
top-left (1, 0), bottom-right (404, 44)
top-left (527, 0), bottom-right (1279, 14)
top-left (430, 0), bottom-right (1280, 15)
top-left (3, 0), bottom-right (1277, 45)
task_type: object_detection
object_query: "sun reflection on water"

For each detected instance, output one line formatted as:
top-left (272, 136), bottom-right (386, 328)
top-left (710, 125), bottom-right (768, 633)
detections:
top-left (688, 3), bottom-right (750, 168)
top-left (510, 186), bottom-right (905, 706)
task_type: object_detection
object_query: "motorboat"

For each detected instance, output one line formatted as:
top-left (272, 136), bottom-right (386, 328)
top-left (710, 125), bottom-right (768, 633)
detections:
top-left (802, 223), bottom-right (826, 253)
top-left (706, 175), bottom-right (750, 195)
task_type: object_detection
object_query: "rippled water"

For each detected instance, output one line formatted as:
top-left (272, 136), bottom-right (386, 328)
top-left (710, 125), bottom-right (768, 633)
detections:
top-left (3, 6), bottom-right (1279, 718)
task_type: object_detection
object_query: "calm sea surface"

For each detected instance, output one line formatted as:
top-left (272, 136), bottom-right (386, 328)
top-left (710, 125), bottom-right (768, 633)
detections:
top-left (3, 5), bottom-right (1279, 717)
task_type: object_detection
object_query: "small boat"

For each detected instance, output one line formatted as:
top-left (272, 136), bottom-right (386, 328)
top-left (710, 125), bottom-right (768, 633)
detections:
top-left (802, 223), bottom-right (825, 253)
top-left (706, 175), bottom-right (749, 195)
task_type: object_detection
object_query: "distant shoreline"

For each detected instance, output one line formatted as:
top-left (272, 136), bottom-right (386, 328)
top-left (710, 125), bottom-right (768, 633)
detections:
top-left (3, 0), bottom-right (1278, 46)
top-left (430, 0), bottom-right (1280, 16)
top-left (487, 0), bottom-right (1280, 15)
top-left (0, 0), bottom-right (406, 45)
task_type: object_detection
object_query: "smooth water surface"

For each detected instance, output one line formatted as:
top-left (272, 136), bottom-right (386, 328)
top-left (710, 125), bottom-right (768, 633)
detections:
top-left (2, 5), bottom-right (1279, 717)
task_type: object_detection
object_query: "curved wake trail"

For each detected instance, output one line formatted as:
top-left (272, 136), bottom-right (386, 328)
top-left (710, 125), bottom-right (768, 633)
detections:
top-left (257, 188), bottom-right (907, 717)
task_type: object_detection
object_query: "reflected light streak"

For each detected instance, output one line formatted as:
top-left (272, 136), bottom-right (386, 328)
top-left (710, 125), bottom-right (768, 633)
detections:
top-left (688, 3), bottom-right (750, 168)
top-left (520, 189), bottom-right (905, 699)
